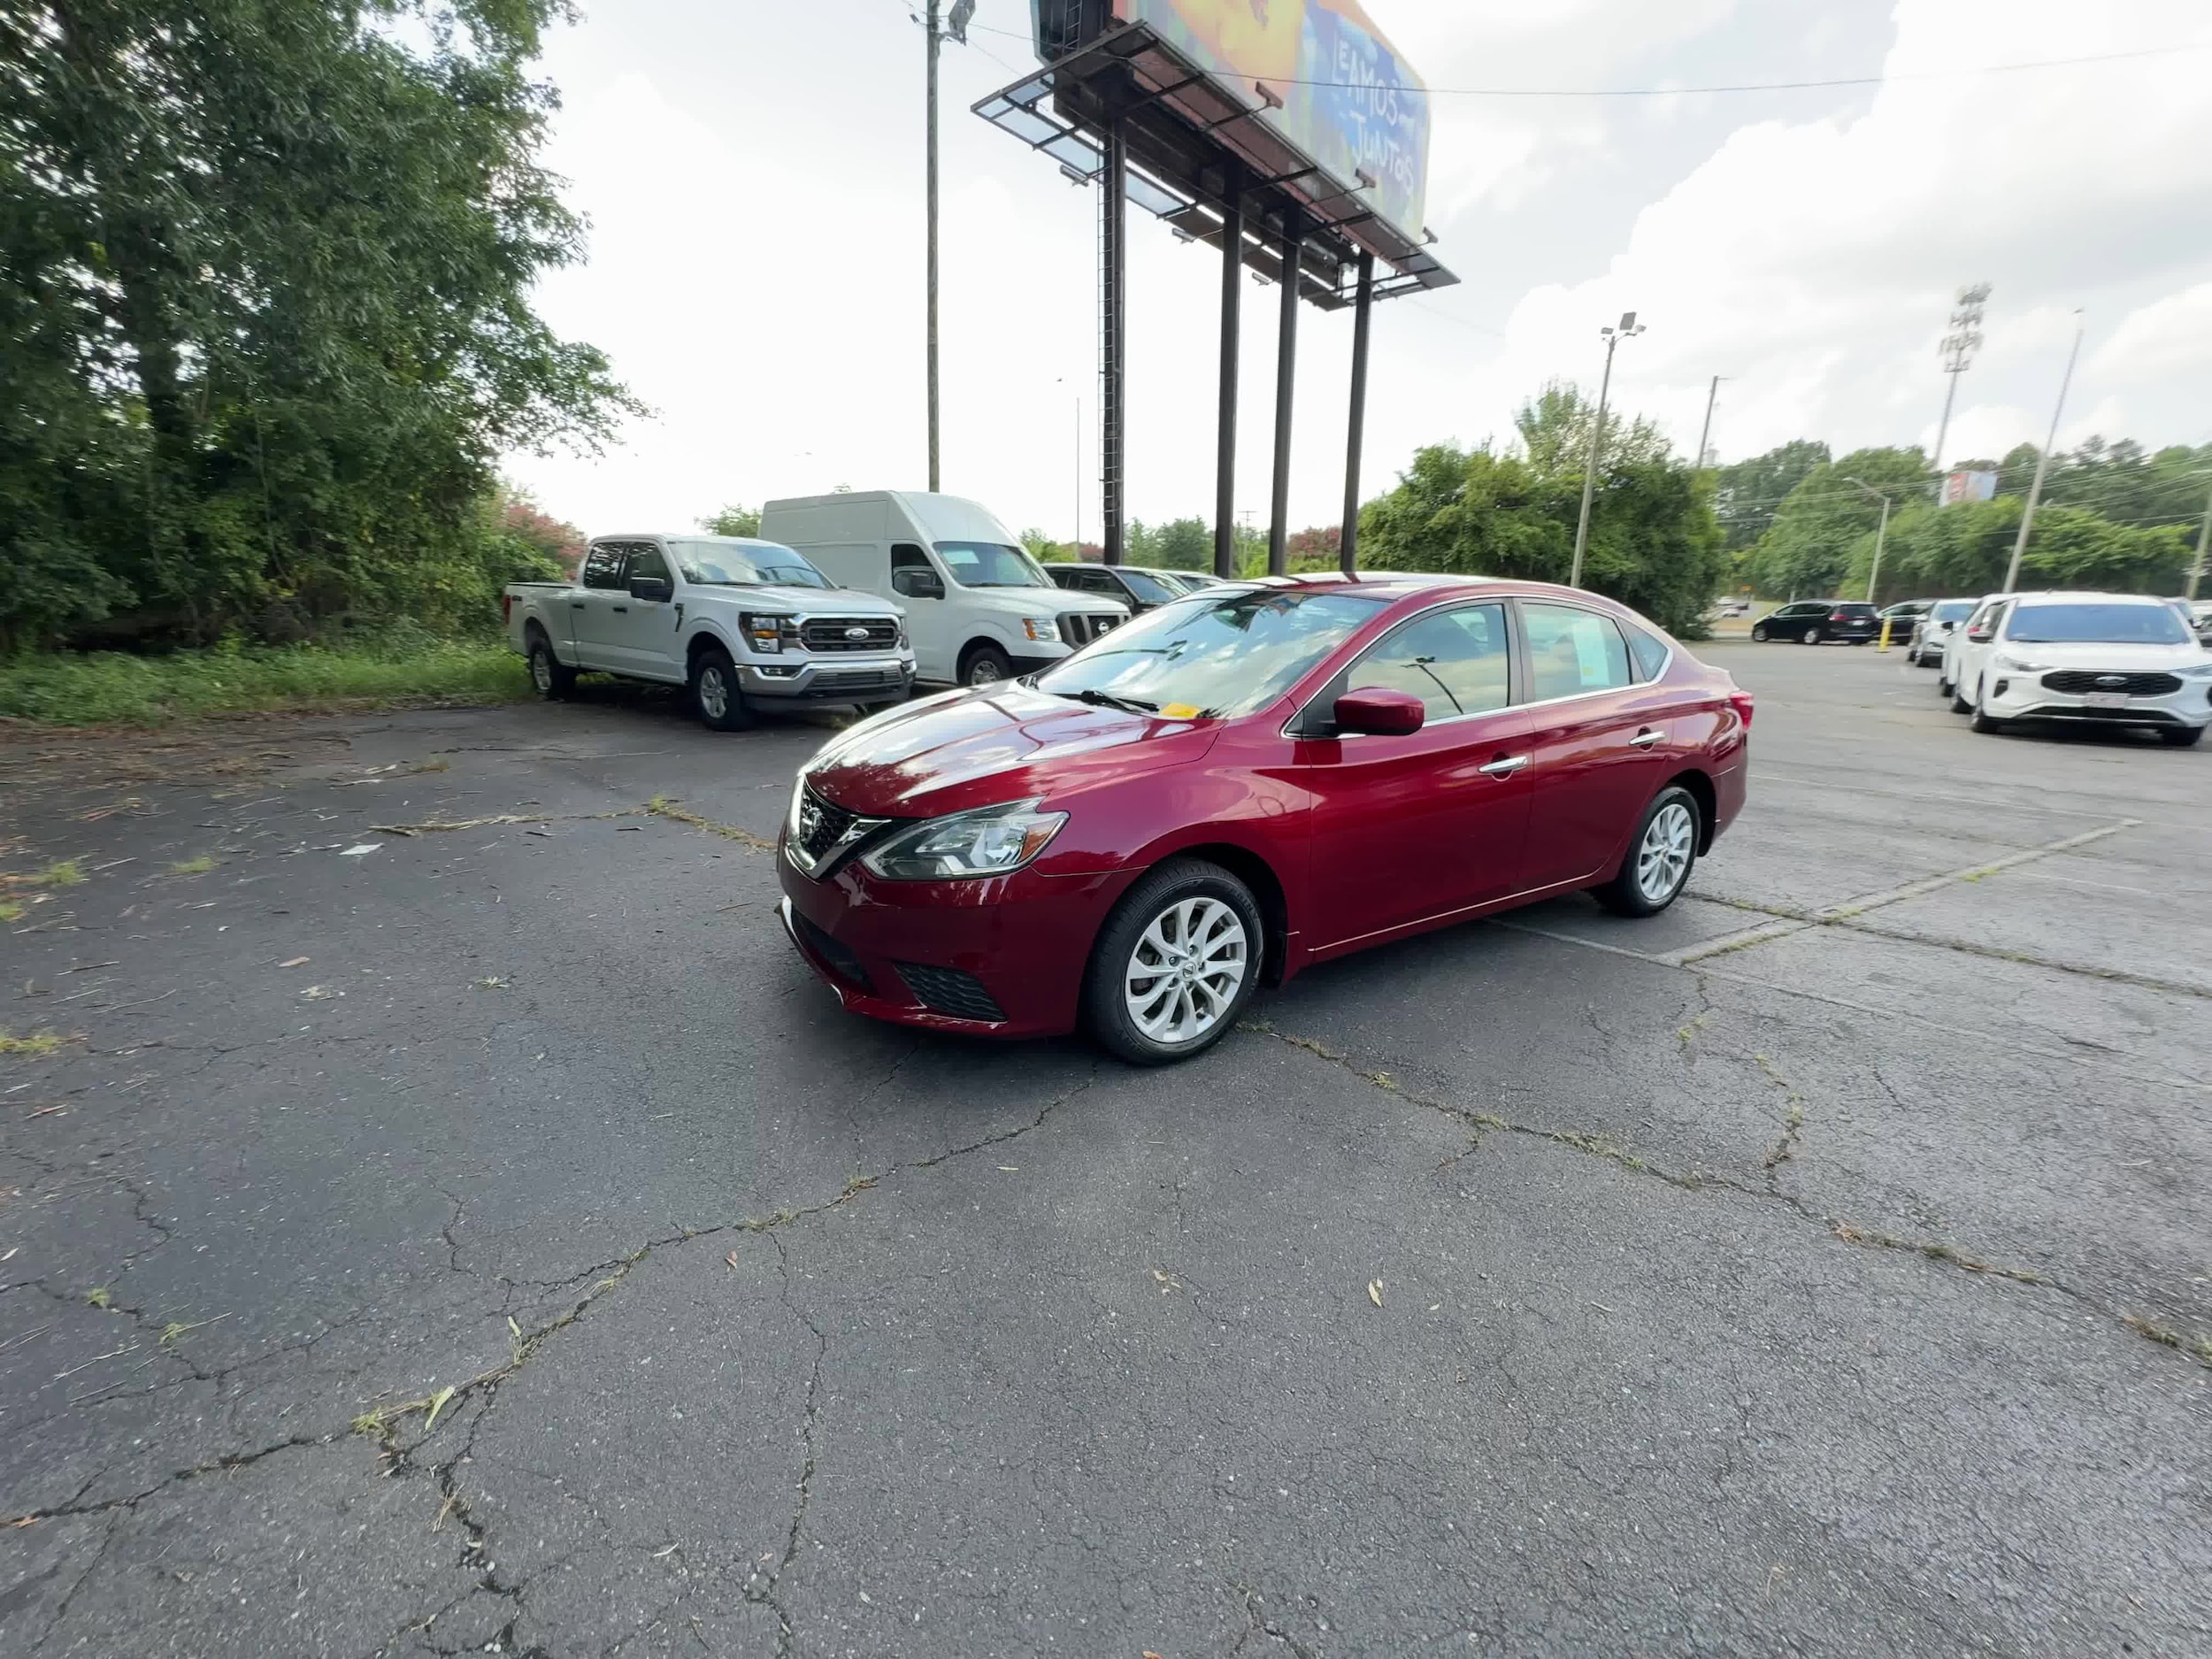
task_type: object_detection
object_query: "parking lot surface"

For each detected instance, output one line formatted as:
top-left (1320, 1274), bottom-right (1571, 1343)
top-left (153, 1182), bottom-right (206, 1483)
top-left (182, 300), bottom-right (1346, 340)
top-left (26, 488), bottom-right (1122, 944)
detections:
top-left (3, 642), bottom-right (2208, 1657)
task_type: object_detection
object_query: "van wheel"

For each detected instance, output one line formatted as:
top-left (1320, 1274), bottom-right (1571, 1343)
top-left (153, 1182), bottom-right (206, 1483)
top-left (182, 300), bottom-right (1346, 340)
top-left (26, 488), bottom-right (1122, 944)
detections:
top-left (690, 645), bottom-right (754, 731)
top-left (526, 632), bottom-right (577, 700)
top-left (1750, 623), bottom-right (1770, 642)
top-left (961, 644), bottom-right (1013, 687)
top-left (1802, 626), bottom-right (1824, 646)
top-left (1593, 786), bottom-right (1700, 918)
top-left (1082, 859), bottom-right (1263, 1066)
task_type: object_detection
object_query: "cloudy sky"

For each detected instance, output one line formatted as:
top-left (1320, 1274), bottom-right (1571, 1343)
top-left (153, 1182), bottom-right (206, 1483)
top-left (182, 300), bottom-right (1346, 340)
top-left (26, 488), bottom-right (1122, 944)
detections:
top-left (503, 0), bottom-right (2212, 544)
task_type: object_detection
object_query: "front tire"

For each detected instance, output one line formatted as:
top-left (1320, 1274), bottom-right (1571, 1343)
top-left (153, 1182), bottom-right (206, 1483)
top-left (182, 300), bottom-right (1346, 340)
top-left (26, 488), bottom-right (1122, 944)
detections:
top-left (1949, 681), bottom-right (1972, 714)
top-left (1750, 623), bottom-right (1770, 642)
top-left (690, 645), bottom-right (755, 732)
top-left (1803, 626), bottom-right (1824, 646)
top-left (527, 633), bottom-right (577, 700)
top-left (2159, 726), bottom-right (2204, 748)
top-left (961, 644), bottom-right (1014, 687)
top-left (1082, 859), bottom-right (1263, 1066)
top-left (1970, 687), bottom-right (2007, 734)
top-left (1594, 787), bottom-right (1701, 918)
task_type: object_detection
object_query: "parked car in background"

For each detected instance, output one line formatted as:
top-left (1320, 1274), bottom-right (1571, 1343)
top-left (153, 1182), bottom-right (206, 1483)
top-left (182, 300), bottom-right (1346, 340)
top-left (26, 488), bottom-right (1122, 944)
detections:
top-left (1945, 591), bottom-right (2212, 744)
top-left (1162, 571), bottom-right (1225, 594)
top-left (2167, 596), bottom-right (2212, 645)
top-left (1047, 564), bottom-right (1193, 614)
top-left (777, 575), bottom-right (1752, 1064)
top-left (1908, 598), bottom-right (1976, 666)
top-left (1938, 594), bottom-right (2009, 697)
top-left (1709, 595), bottom-right (1752, 618)
top-left (1750, 601), bottom-right (1881, 644)
top-left (503, 535), bottom-right (914, 730)
top-left (759, 492), bottom-right (1128, 688)
top-left (1878, 599), bottom-right (1932, 642)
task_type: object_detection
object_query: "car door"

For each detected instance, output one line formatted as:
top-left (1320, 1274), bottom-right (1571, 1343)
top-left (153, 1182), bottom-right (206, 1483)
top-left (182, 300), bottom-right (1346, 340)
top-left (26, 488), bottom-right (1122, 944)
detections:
top-left (570, 543), bottom-right (632, 670)
top-left (600, 543), bottom-right (683, 680)
top-left (1516, 600), bottom-right (1685, 891)
top-left (1298, 602), bottom-right (1539, 951)
top-left (890, 542), bottom-right (955, 680)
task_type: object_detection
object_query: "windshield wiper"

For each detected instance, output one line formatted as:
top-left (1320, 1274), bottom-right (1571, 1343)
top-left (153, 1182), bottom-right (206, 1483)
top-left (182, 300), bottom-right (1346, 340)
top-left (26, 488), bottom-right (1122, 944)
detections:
top-left (1060, 687), bottom-right (1159, 715)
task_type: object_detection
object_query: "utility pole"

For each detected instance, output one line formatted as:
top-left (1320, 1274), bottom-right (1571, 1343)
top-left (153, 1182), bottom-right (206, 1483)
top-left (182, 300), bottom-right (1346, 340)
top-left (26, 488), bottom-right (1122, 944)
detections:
top-left (1930, 283), bottom-right (1990, 493)
top-left (922, 0), bottom-right (972, 494)
top-left (2002, 313), bottom-right (2084, 594)
top-left (1571, 312), bottom-right (1643, 589)
top-left (2189, 481), bottom-right (2211, 601)
top-left (1695, 375), bottom-right (1724, 469)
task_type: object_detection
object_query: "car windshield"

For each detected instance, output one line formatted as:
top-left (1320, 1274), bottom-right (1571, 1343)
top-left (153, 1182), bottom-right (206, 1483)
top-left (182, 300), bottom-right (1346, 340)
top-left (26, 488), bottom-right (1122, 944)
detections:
top-left (1120, 570), bottom-right (1179, 603)
top-left (936, 541), bottom-right (1050, 589)
top-left (2008, 603), bottom-right (2191, 645)
top-left (1031, 588), bottom-right (1388, 718)
top-left (669, 540), bottom-right (832, 589)
top-left (1932, 600), bottom-right (1975, 622)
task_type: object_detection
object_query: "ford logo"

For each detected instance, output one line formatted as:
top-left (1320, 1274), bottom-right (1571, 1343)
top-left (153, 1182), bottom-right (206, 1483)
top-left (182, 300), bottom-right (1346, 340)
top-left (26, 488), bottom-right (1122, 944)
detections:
top-left (845, 626), bottom-right (872, 641)
top-left (2095, 675), bottom-right (2126, 687)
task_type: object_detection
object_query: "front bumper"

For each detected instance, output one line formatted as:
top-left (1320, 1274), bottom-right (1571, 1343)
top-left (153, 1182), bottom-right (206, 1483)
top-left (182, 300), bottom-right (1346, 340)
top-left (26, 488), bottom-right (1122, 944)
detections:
top-left (740, 656), bottom-right (916, 702)
top-left (1982, 674), bottom-right (2212, 729)
top-left (777, 847), bottom-right (1131, 1039)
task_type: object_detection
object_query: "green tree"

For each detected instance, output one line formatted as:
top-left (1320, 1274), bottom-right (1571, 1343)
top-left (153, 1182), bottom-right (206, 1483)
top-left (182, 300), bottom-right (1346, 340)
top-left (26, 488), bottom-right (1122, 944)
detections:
top-left (1848, 495), bottom-right (2190, 598)
top-left (1714, 440), bottom-right (1831, 550)
top-left (1513, 380), bottom-right (1671, 474)
top-left (1148, 517), bottom-right (1211, 570)
top-left (701, 504), bottom-right (762, 538)
top-left (1019, 527), bottom-right (1074, 562)
top-left (1, 0), bottom-right (634, 649)
top-left (1745, 447), bottom-right (1926, 598)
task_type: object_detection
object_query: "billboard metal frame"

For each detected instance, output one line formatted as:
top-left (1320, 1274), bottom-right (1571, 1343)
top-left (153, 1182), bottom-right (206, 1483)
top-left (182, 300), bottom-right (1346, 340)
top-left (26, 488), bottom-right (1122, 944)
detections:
top-left (973, 15), bottom-right (1456, 577)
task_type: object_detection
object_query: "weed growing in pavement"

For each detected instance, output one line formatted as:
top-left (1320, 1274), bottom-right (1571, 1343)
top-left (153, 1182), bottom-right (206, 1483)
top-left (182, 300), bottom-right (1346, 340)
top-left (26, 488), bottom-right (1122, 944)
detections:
top-left (0, 1030), bottom-right (66, 1057)
top-left (0, 902), bottom-right (20, 924)
top-left (168, 855), bottom-right (216, 875)
top-left (28, 859), bottom-right (84, 887)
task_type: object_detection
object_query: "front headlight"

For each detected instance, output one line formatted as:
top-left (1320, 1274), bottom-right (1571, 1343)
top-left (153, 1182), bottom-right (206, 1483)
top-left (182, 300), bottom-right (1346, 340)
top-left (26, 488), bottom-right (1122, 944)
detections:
top-left (1994, 654), bottom-right (2047, 672)
top-left (861, 799), bottom-right (1068, 880)
top-left (2179, 662), bottom-right (2212, 679)
top-left (896, 621), bottom-right (910, 651)
top-left (741, 612), bottom-right (790, 655)
top-left (1021, 618), bottom-right (1060, 644)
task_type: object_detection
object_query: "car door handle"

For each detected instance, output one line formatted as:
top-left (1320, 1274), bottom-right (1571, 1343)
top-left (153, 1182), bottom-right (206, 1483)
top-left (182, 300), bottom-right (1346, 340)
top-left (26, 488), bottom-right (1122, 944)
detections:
top-left (570, 601), bottom-right (586, 609)
top-left (1629, 728), bottom-right (1663, 749)
top-left (611, 605), bottom-right (629, 614)
top-left (1478, 754), bottom-right (1531, 778)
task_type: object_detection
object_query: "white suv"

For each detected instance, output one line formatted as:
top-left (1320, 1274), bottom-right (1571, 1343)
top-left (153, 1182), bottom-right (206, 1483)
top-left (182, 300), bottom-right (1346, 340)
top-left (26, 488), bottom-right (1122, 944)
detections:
top-left (1947, 591), bottom-right (2212, 746)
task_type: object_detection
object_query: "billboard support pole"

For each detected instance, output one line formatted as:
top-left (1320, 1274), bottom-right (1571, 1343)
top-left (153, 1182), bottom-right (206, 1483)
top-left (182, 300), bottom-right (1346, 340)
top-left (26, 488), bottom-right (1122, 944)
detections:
top-left (1214, 170), bottom-right (1243, 580)
top-left (1340, 250), bottom-right (1374, 578)
top-left (1102, 111), bottom-right (1127, 566)
top-left (1268, 211), bottom-right (1301, 577)
top-left (925, 0), bottom-right (941, 493)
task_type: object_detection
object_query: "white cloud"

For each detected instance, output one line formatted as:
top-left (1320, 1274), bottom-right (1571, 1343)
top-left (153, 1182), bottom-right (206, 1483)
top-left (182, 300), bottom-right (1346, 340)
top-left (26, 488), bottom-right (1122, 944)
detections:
top-left (2093, 282), bottom-right (2212, 385)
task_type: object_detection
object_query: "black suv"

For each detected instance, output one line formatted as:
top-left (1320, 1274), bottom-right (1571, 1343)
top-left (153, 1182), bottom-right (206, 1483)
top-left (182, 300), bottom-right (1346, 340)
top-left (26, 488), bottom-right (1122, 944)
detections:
top-left (1753, 601), bottom-right (1881, 645)
top-left (1046, 564), bottom-right (1191, 614)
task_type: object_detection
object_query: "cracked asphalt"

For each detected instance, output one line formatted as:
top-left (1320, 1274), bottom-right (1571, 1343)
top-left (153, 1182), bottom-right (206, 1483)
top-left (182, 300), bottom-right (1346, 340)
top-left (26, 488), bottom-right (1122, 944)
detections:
top-left (2, 643), bottom-right (2208, 1657)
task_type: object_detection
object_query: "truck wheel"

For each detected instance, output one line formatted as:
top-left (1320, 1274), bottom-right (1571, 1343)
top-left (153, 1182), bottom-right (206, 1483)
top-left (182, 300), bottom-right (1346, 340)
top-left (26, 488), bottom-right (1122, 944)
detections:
top-left (526, 632), bottom-right (577, 700)
top-left (690, 645), bottom-right (754, 732)
top-left (961, 644), bottom-right (1013, 687)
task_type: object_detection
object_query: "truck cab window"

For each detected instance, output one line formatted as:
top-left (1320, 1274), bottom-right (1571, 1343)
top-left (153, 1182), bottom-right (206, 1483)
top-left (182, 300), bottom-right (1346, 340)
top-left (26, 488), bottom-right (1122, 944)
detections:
top-left (581, 545), bottom-right (626, 589)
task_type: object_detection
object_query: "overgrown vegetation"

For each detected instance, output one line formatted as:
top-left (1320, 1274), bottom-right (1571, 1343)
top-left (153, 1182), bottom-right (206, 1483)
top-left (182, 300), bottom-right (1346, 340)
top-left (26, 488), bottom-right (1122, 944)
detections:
top-left (2, 0), bottom-right (632, 653)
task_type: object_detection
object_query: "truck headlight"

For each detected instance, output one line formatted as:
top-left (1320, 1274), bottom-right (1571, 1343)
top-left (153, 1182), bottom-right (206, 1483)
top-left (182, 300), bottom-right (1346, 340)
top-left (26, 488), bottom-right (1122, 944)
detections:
top-left (1021, 618), bottom-right (1060, 644)
top-left (741, 613), bottom-right (791, 654)
top-left (860, 799), bottom-right (1067, 880)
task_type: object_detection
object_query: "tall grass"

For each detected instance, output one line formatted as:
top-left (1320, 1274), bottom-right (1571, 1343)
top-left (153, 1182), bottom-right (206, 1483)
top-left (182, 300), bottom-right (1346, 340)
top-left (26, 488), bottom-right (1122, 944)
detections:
top-left (0, 637), bottom-right (531, 727)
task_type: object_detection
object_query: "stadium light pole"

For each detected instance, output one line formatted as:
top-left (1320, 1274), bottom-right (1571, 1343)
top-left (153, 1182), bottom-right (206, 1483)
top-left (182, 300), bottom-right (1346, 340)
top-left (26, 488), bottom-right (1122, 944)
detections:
top-left (1695, 375), bottom-right (1725, 470)
top-left (1570, 312), bottom-right (1643, 590)
top-left (2003, 312), bottom-right (2084, 595)
top-left (1839, 477), bottom-right (1893, 603)
top-left (1930, 283), bottom-right (1990, 492)
top-left (2189, 481), bottom-right (2211, 602)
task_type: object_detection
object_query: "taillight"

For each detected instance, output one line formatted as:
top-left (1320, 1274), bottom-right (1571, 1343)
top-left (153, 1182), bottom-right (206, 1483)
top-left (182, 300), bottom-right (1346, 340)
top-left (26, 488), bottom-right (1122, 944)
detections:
top-left (502, 593), bottom-right (513, 622)
top-left (1729, 690), bottom-right (1755, 730)
top-left (1830, 611), bottom-right (1850, 622)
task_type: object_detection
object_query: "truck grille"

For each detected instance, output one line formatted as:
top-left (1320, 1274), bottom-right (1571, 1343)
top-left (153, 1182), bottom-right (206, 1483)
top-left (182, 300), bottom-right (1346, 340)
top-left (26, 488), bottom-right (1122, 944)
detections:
top-left (802, 618), bottom-right (900, 654)
top-left (2040, 671), bottom-right (2181, 696)
top-left (1059, 612), bottom-right (1120, 648)
top-left (895, 963), bottom-right (1008, 1023)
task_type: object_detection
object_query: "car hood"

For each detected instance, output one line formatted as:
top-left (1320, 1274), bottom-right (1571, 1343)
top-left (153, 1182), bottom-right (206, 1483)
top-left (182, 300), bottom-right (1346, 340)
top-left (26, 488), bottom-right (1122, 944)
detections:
top-left (700, 584), bottom-right (902, 617)
top-left (2001, 641), bottom-right (2211, 671)
top-left (802, 682), bottom-right (1220, 818)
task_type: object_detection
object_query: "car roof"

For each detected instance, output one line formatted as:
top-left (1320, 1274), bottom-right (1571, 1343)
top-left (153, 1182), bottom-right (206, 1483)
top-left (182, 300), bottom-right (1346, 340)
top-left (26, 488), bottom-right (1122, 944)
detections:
top-left (2009, 590), bottom-right (2166, 606)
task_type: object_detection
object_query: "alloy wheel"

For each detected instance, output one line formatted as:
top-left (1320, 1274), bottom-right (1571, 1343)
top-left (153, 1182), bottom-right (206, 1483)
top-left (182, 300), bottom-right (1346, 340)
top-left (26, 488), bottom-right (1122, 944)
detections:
top-left (1123, 897), bottom-right (1248, 1046)
top-left (1635, 801), bottom-right (1695, 904)
top-left (967, 658), bottom-right (1005, 687)
top-left (698, 665), bottom-right (729, 720)
top-left (531, 649), bottom-right (553, 693)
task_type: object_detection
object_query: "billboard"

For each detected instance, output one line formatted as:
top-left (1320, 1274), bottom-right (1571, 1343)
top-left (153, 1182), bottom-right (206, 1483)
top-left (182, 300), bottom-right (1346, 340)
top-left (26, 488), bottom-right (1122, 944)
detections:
top-left (1117, 0), bottom-right (1432, 247)
top-left (1942, 468), bottom-right (1998, 506)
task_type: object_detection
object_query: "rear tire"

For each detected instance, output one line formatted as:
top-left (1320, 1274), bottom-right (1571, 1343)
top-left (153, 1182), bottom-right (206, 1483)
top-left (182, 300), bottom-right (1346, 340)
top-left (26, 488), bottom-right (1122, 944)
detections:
top-left (1750, 623), bottom-right (1770, 642)
top-left (690, 645), bottom-right (754, 732)
top-left (2159, 725), bottom-right (2204, 748)
top-left (526, 633), bottom-right (577, 700)
top-left (1803, 626), bottom-right (1824, 646)
top-left (1082, 859), bottom-right (1263, 1066)
top-left (1593, 786), bottom-right (1701, 918)
top-left (961, 644), bottom-right (1014, 687)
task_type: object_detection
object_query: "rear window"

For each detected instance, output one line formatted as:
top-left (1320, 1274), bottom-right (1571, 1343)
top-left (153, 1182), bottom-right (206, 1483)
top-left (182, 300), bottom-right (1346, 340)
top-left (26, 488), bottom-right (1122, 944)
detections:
top-left (1832, 603), bottom-right (1878, 617)
top-left (2007, 603), bottom-right (2191, 645)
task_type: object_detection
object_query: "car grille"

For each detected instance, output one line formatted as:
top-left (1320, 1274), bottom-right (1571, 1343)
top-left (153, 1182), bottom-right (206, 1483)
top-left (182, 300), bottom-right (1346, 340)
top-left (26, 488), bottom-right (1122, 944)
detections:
top-left (794, 787), bottom-right (859, 864)
top-left (895, 963), bottom-right (1008, 1023)
top-left (2040, 671), bottom-right (2182, 696)
top-left (1059, 611), bottom-right (1120, 648)
top-left (802, 618), bottom-right (900, 654)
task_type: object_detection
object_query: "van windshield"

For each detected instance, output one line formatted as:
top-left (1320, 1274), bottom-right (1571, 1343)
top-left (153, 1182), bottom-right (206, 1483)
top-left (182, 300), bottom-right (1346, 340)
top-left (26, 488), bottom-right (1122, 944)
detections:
top-left (668, 540), bottom-right (833, 589)
top-left (936, 541), bottom-right (1050, 589)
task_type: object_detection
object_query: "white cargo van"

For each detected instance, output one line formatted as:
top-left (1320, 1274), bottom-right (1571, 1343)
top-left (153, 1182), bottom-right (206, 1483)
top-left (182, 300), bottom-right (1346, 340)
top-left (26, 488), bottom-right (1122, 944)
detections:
top-left (757, 491), bottom-right (1128, 687)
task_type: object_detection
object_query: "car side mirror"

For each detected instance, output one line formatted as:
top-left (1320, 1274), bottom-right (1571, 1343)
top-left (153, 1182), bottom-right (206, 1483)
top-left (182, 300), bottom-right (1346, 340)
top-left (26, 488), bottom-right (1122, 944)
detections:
top-left (629, 576), bottom-right (672, 603)
top-left (1333, 687), bottom-right (1425, 736)
top-left (1966, 625), bottom-right (1995, 643)
top-left (892, 569), bottom-right (943, 601)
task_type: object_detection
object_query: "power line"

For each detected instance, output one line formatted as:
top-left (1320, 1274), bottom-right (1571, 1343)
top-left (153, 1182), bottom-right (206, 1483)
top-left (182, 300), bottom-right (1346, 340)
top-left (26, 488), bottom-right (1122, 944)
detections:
top-left (960, 27), bottom-right (2205, 99)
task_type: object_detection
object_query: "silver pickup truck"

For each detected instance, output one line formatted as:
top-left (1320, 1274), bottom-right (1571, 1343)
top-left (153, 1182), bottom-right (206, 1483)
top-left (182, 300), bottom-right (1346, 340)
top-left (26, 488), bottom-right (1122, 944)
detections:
top-left (503, 534), bottom-right (915, 730)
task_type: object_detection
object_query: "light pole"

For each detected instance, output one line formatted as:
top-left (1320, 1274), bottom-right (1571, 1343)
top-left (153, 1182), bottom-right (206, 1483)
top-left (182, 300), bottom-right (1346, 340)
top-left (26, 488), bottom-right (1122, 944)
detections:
top-left (1840, 476), bottom-right (1893, 603)
top-left (2189, 481), bottom-right (2210, 602)
top-left (1930, 283), bottom-right (1991, 491)
top-left (2003, 312), bottom-right (2085, 594)
top-left (923, 0), bottom-right (975, 494)
top-left (1571, 311), bottom-right (1644, 589)
top-left (1695, 375), bottom-right (1725, 470)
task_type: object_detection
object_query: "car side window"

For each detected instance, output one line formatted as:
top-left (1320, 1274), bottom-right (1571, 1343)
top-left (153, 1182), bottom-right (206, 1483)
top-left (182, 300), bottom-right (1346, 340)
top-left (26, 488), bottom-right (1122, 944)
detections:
top-left (626, 545), bottom-right (670, 586)
top-left (580, 544), bottom-right (626, 589)
top-left (1346, 603), bottom-right (1511, 720)
top-left (1524, 603), bottom-right (1633, 701)
top-left (891, 543), bottom-right (932, 575)
top-left (1624, 624), bottom-right (1670, 681)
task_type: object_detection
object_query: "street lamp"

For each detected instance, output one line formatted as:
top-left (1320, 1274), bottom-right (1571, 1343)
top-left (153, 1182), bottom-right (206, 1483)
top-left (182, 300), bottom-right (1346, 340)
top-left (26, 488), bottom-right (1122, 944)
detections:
top-left (1570, 311), bottom-right (1645, 590)
top-left (1839, 476), bottom-right (1893, 603)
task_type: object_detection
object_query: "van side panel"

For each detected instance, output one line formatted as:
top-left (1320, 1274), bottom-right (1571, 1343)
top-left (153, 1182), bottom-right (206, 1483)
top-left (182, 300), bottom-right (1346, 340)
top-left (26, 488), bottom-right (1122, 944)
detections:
top-left (894, 493), bottom-right (1022, 548)
top-left (759, 496), bottom-right (891, 548)
top-left (803, 544), bottom-right (894, 598)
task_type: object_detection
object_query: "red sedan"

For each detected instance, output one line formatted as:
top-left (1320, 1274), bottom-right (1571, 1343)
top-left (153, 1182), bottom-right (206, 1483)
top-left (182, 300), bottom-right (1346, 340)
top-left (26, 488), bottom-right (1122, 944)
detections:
top-left (779, 575), bottom-right (1750, 1064)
